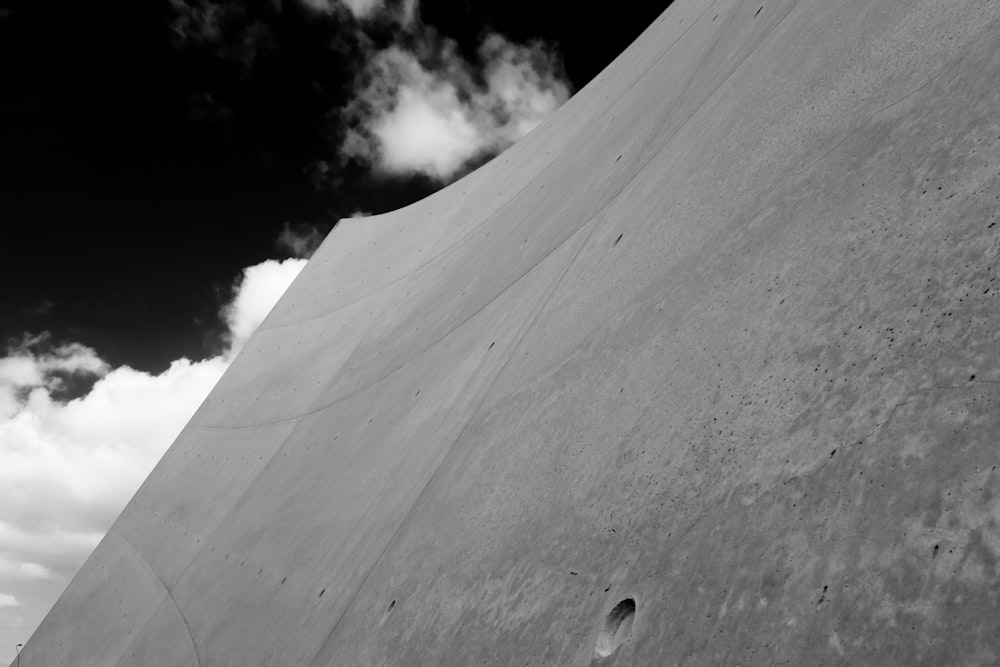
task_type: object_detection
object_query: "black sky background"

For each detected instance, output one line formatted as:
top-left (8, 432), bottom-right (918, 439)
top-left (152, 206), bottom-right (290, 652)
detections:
top-left (1, 0), bottom-right (670, 374)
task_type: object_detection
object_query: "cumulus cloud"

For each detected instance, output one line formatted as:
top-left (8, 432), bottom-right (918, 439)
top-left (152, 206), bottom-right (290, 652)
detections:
top-left (0, 257), bottom-right (306, 657)
top-left (340, 32), bottom-right (570, 180)
top-left (0, 594), bottom-right (19, 609)
top-left (0, 336), bottom-right (106, 388)
top-left (0, 336), bottom-right (108, 420)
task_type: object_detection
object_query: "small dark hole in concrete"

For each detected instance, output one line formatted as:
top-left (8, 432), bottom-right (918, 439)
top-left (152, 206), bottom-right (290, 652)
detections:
top-left (596, 598), bottom-right (636, 658)
top-left (488, 341), bottom-right (495, 349)
top-left (615, 154), bottom-right (622, 162)
top-left (614, 234), bottom-right (623, 245)
top-left (754, 5), bottom-right (763, 17)
top-left (318, 588), bottom-right (326, 598)
top-left (388, 600), bottom-right (395, 613)
top-left (281, 577), bottom-right (287, 584)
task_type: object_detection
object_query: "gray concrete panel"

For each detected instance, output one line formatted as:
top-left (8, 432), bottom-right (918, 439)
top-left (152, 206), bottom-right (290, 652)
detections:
top-left (15, 0), bottom-right (1000, 664)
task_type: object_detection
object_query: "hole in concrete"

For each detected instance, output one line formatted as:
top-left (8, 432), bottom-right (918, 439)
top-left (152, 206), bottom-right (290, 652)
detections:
top-left (318, 588), bottom-right (326, 598)
top-left (595, 598), bottom-right (635, 658)
top-left (387, 600), bottom-right (395, 613)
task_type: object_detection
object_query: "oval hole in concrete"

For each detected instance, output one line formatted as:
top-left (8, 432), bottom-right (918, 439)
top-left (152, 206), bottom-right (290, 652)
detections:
top-left (595, 597), bottom-right (635, 658)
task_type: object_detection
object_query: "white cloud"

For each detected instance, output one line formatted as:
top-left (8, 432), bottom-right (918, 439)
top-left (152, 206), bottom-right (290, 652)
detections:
top-left (0, 594), bottom-right (19, 609)
top-left (0, 256), bottom-right (307, 656)
top-left (224, 258), bottom-right (307, 351)
top-left (0, 336), bottom-right (108, 417)
top-left (341, 32), bottom-right (570, 180)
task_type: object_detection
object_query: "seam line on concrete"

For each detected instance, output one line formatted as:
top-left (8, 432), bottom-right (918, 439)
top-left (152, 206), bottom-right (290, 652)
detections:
top-left (258, 165), bottom-right (557, 333)
top-left (306, 213), bottom-right (606, 667)
top-left (190, 220), bottom-right (586, 431)
top-left (157, 52), bottom-right (750, 641)
top-left (112, 533), bottom-right (202, 667)
top-left (155, 222), bottom-right (601, 663)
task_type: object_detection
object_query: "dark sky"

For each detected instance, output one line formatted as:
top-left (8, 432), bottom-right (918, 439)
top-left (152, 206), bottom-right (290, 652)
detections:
top-left (0, 0), bottom-right (670, 373)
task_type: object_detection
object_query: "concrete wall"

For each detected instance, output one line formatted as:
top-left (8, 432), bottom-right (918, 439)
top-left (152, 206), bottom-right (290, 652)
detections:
top-left (16, 0), bottom-right (1000, 664)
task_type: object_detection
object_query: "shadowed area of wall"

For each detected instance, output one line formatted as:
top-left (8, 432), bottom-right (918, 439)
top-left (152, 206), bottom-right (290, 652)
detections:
top-left (14, 0), bottom-right (1000, 664)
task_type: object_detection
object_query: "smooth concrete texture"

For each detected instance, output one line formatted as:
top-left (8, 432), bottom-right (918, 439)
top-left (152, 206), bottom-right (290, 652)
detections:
top-left (15, 0), bottom-right (1000, 664)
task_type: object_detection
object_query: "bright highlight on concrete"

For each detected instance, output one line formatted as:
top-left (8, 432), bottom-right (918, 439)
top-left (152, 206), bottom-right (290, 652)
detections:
top-left (13, 0), bottom-right (1000, 664)
top-left (595, 598), bottom-right (635, 658)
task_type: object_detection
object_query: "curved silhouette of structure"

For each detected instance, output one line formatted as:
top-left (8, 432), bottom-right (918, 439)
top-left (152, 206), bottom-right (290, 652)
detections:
top-left (15, 0), bottom-right (1000, 664)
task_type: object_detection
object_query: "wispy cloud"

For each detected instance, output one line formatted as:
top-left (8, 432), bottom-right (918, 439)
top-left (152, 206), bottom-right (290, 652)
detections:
top-left (0, 256), bottom-right (307, 656)
top-left (340, 31), bottom-right (570, 180)
top-left (0, 559), bottom-right (54, 582)
top-left (298, 0), bottom-right (417, 25)
top-left (0, 594), bottom-right (19, 609)
top-left (168, 0), bottom-right (274, 73)
top-left (21, 300), bottom-right (54, 317)
top-left (276, 223), bottom-right (330, 259)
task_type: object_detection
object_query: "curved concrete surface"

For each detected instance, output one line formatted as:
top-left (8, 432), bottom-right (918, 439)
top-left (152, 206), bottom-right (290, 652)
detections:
top-left (15, 0), bottom-right (1000, 664)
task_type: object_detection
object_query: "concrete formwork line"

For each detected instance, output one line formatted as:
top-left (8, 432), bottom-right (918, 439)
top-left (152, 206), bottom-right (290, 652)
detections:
top-left (116, 219), bottom-right (597, 667)
top-left (109, 534), bottom-right (201, 667)
top-left (189, 219), bottom-right (596, 432)
top-left (135, 190), bottom-right (636, 661)
top-left (307, 214), bottom-right (608, 667)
